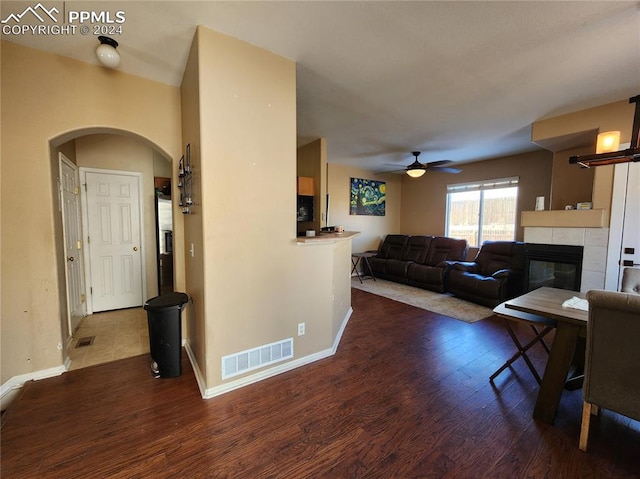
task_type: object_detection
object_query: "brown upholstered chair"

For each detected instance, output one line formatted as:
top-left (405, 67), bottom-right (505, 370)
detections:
top-left (579, 289), bottom-right (640, 452)
top-left (621, 267), bottom-right (640, 294)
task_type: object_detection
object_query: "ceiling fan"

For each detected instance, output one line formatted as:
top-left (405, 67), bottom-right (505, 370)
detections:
top-left (393, 151), bottom-right (462, 178)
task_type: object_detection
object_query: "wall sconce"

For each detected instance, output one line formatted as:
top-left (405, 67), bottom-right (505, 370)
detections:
top-left (96, 36), bottom-right (120, 68)
top-left (178, 144), bottom-right (193, 214)
top-left (570, 94), bottom-right (639, 167)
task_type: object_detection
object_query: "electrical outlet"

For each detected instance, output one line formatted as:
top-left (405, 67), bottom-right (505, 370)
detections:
top-left (297, 322), bottom-right (305, 336)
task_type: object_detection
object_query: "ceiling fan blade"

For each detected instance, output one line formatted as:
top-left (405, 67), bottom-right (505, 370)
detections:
top-left (425, 159), bottom-right (453, 167)
top-left (429, 166), bottom-right (462, 174)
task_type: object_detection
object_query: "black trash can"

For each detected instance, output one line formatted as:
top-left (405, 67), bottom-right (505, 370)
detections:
top-left (144, 292), bottom-right (189, 378)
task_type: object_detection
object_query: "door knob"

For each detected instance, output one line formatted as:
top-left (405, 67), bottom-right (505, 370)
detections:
top-left (67, 256), bottom-right (75, 262)
top-left (133, 246), bottom-right (138, 252)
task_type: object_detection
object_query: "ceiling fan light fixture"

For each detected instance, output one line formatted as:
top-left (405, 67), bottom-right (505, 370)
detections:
top-left (406, 167), bottom-right (426, 178)
top-left (405, 151), bottom-right (426, 178)
top-left (96, 36), bottom-right (120, 68)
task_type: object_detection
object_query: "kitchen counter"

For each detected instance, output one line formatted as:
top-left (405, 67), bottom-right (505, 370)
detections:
top-left (296, 231), bottom-right (360, 244)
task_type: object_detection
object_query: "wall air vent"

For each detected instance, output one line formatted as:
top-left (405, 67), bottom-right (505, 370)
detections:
top-left (221, 338), bottom-right (294, 380)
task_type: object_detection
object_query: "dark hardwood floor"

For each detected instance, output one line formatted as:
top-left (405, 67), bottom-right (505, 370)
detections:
top-left (2, 289), bottom-right (639, 478)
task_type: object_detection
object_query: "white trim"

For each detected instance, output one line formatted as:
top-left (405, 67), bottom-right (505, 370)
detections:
top-left (185, 341), bottom-right (207, 398)
top-left (195, 307), bottom-right (353, 400)
top-left (63, 355), bottom-right (72, 372)
top-left (332, 306), bottom-right (353, 353)
top-left (1, 366), bottom-right (67, 404)
top-left (605, 162), bottom-right (629, 290)
top-left (446, 176), bottom-right (519, 192)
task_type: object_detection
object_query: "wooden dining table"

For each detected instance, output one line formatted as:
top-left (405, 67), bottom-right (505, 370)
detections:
top-left (494, 287), bottom-right (588, 424)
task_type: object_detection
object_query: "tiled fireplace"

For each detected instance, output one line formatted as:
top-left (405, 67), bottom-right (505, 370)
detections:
top-left (524, 226), bottom-right (609, 293)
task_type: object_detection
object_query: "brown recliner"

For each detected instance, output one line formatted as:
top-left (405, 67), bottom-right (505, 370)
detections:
top-left (579, 289), bottom-right (640, 452)
top-left (446, 241), bottom-right (525, 307)
top-left (368, 235), bottom-right (409, 278)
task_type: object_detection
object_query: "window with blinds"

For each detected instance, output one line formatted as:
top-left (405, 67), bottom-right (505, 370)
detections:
top-left (445, 177), bottom-right (519, 247)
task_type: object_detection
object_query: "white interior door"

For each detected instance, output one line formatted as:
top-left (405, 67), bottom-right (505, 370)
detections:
top-left (618, 162), bottom-right (640, 285)
top-left (606, 161), bottom-right (640, 290)
top-left (60, 155), bottom-right (86, 332)
top-left (84, 170), bottom-right (144, 312)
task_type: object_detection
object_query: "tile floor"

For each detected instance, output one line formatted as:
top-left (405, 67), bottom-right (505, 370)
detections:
top-left (67, 308), bottom-right (150, 371)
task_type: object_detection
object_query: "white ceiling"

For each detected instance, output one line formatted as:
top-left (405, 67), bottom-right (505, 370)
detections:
top-left (3, 1), bottom-right (640, 172)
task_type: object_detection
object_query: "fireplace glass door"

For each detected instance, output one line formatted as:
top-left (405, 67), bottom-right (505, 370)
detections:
top-left (524, 244), bottom-right (583, 292)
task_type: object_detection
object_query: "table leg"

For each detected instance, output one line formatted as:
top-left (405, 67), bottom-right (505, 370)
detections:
top-left (351, 257), bottom-right (363, 283)
top-left (533, 322), bottom-right (582, 424)
top-left (362, 256), bottom-right (376, 282)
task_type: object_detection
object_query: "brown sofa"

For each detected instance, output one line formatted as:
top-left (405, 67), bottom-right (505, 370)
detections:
top-left (369, 234), bottom-right (467, 293)
top-left (445, 241), bottom-right (525, 307)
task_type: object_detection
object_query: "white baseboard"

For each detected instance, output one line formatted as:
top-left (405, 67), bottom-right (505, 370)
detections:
top-left (198, 307), bottom-right (354, 400)
top-left (184, 341), bottom-right (207, 397)
top-left (332, 306), bottom-right (353, 353)
top-left (1, 307), bottom-right (355, 409)
top-left (1, 365), bottom-right (67, 411)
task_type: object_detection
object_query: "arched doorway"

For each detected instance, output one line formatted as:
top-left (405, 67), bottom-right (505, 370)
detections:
top-left (50, 128), bottom-right (175, 370)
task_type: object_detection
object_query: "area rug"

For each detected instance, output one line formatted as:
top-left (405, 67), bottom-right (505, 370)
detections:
top-left (351, 277), bottom-right (493, 323)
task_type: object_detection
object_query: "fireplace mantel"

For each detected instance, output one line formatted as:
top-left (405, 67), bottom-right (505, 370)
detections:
top-left (521, 209), bottom-right (606, 228)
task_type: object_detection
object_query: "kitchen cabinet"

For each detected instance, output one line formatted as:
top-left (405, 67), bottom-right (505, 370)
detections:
top-left (297, 176), bottom-right (315, 196)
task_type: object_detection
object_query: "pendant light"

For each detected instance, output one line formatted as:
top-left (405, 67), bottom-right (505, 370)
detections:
top-left (570, 95), bottom-right (640, 167)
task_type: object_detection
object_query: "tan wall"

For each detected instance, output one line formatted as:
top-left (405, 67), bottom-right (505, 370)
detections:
top-left (1, 41), bottom-right (182, 384)
top-left (154, 150), bottom-right (173, 179)
top-left (532, 99), bottom-right (635, 146)
top-left (191, 27), bottom-right (351, 390)
top-left (180, 32), bottom-right (207, 381)
top-left (400, 150), bottom-right (553, 244)
top-left (327, 164), bottom-right (402, 253)
top-left (532, 99), bottom-right (635, 221)
top-left (75, 134), bottom-right (161, 299)
top-left (550, 145), bottom-right (595, 210)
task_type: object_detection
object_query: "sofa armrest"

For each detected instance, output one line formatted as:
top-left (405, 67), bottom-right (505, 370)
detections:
top-left (447, 261), bottom-right (478, 273)
top-left (492, 268), bottom-right (514, 279)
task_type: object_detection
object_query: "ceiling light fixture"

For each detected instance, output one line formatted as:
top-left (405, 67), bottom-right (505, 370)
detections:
top-left (570, 94), bottom-right (639, 167)
top-left (406, 163), bottom-right (426, 178)
top-left (96, 36), bottom-right (120, 68)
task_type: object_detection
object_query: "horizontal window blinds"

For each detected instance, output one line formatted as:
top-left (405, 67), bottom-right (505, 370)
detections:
top-left (447, 177), bottom-right (519, 193)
